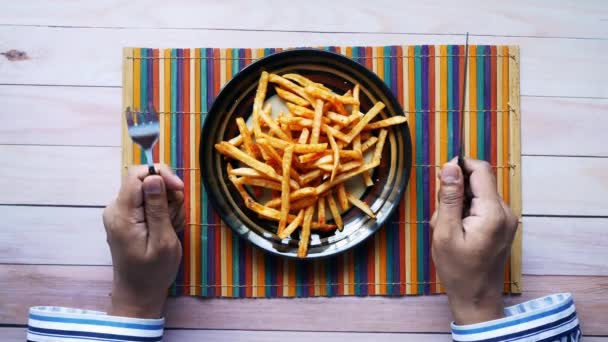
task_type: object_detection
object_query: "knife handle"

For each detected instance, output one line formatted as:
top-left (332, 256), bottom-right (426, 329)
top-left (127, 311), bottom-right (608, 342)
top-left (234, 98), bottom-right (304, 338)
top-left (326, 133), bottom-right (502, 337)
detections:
top-left (457, 155), bottom-right (473, 217)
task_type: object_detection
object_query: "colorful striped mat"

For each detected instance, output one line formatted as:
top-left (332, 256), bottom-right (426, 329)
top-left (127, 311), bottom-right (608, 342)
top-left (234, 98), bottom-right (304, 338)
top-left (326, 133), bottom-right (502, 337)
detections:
top-left (121, 45), bottom-right (522, 297)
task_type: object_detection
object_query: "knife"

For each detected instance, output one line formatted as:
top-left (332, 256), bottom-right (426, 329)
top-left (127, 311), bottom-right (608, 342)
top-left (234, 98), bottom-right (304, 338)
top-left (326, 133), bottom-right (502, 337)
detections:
top-left (457, 32), bottom-right (472, 216)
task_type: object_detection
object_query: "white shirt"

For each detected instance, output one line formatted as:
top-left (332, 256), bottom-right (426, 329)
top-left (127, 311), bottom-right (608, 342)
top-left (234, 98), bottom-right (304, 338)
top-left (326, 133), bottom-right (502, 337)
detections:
top-left (27, 293), bottom-right (580, 342)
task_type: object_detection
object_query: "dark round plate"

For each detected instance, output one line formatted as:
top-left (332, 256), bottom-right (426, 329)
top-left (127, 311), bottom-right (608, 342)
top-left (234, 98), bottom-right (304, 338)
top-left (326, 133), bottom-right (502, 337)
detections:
top-left (200, 49), bottom-right (411, 259)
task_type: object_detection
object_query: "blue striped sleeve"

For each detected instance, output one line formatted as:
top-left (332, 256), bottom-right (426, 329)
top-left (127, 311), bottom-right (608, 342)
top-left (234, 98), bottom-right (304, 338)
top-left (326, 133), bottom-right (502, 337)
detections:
top-left (451, 293), bottom-right (581, 341)
top-left (27, 306), bottom-right (165, 341)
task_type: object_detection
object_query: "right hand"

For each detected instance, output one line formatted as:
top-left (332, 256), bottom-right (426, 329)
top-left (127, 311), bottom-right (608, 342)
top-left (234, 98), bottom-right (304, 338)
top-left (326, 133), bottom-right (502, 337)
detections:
top-left (430, 158), bottom-right (518, 325)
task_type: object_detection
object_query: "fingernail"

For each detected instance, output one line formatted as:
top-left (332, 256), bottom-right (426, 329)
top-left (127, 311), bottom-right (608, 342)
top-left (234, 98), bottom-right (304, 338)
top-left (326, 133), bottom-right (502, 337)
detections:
top-left (143, 177), bottom-right (162, 195)
top-left (441, 164), bottom-right (460, 184)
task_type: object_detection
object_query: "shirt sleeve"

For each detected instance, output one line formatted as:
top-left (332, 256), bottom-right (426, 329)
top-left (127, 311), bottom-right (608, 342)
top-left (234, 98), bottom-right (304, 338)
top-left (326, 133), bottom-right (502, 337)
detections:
top-left (27, 306), bottom-right (165, 342)
top-left (451, 293), bottom-right (581, 341)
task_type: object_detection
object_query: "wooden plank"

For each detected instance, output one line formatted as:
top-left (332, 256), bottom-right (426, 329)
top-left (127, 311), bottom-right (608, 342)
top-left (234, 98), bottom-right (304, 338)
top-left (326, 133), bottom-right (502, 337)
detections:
top-left (0, 0), bottom-right (605, 38)
top-left (0, 85), bottom-right (121, 146)
top-left (3, 86), bottom-right (607, 156)
top-left (509, 46), bottom-right (522, 293)
top-left (523, 156), bottom-right (608, 216)
top-left (0, 145), bottom-right (120, 206)
top-left (0, 327), bottom-right (452, 342)
top-left (522, 97), bottom-right (608, 157)
top-left (3, 207), bottom-right (607, 276)
top-left (1, 27), bottom-right (606, 98)
top-left (1, 145), bottom-right (605, 215)
top-left (523, 217), bottom-right (608, 276)
top-left (3, 327), bottom-right (606, 342)
top-left (0, 265), bottom-right (606, 334)
top-left (0, 206), bottom-right (111, 265)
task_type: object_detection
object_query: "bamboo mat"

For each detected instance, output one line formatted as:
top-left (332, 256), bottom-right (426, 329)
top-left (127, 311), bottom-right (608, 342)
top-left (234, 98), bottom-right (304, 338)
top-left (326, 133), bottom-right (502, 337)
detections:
top-left (121, 45), bottom-right (522, 297)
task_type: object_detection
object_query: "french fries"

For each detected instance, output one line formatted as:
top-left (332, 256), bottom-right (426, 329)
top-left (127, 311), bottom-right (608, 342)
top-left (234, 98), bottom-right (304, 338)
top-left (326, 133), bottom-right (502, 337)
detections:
top-left (214, 73), bottom-right (407, 257)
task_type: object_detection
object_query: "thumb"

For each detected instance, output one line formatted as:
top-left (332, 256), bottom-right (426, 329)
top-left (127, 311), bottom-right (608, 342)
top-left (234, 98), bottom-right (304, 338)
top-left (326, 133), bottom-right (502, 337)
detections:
top-left (142, 175), bottom-right (173, 238)
top-left (436, 161), bottom-right (464, 238)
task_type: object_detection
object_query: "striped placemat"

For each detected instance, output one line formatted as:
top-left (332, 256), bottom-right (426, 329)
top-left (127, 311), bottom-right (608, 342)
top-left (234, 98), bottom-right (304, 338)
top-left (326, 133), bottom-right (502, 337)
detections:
top-left (121, 45), bottom-right (522, 297)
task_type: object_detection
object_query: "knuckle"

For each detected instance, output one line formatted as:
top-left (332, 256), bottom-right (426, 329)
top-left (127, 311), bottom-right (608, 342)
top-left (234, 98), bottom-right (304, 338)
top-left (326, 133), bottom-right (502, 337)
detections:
top-left (479, 160), bottom-right (493, 173)
top-left (440, 189), bottom-right (462, 205)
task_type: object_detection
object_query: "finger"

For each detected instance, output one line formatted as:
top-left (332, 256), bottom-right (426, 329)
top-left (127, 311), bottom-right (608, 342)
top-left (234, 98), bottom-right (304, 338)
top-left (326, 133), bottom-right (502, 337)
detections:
top-left (142, 175), bottom-right (174, 241)
top-left (130, 164), bottom-right (185, 191)
top-left (116, 167), bottom-right (145, 209)
top-left (499, 197), bottom-right (519, 237)
top-left (435, 160), bottom-right (464, 239)
top-left (463, 158), bottom-right (498, 200)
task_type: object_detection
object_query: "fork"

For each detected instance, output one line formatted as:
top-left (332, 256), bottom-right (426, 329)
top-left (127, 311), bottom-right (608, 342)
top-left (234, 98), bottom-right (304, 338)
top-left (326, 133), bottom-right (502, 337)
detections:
top-left (126, 102), bottom-right (160, 175)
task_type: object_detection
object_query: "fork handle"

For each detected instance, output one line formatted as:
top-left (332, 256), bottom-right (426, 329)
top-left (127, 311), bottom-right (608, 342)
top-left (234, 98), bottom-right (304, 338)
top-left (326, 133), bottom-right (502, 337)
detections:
top-left (144, 149), bottom-right (156, 175)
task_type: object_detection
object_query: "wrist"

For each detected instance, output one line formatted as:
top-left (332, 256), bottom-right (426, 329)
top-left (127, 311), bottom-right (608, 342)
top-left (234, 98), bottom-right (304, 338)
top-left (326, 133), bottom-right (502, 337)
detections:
top-left (109, 281), bottom-right (166, 319)
top-left (448, 293), bottom-right (504, 325)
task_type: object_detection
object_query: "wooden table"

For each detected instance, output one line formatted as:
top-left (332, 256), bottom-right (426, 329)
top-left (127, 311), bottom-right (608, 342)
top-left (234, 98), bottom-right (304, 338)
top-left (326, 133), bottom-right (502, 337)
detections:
top-left (1, 1), bottom-right (607, 340)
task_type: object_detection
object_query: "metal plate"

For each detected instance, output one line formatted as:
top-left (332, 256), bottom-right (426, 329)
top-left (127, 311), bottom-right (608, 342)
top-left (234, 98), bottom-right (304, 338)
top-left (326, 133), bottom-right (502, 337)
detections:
top-left (200, 49), bottom-right (411, 259)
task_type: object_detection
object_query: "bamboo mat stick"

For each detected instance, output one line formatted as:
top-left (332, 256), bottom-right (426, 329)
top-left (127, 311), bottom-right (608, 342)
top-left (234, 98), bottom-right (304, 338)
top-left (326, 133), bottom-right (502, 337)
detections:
top-left (508, 46), bottom-right (522, 294)
top-left (121, 48), bottom-right (134, 176)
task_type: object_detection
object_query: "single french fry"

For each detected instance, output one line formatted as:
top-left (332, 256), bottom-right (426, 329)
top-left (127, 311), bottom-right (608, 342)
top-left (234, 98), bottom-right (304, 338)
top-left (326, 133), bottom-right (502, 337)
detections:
top-left (282, 73), bottom-right (332, 92)
top-left (326, 193), bottom-right (343, 231)
top-left (286, 102), bottom-right (315, 118)
top-left (280, 111), bottom-right (293, 140)
top-left (300, 169), bottom-right (323, 185)
top-left (361, 136), bottom-right (378, 152)
top-left (373, 129), bottom-right (388, 164)
top-left (327, 131), bottom-right (340, 182)
top-left (230, 167), bottom-right (263, 178)
top-left (278, 209), bottom-right (304, 239)
top-left (352, 84), bottom-right (360, 113)
top-left (298, 128), bottom-right (310, 144)
top-left (264, 187), bottom-right (317, 208)
top-left (290, 196), bottom-right (318, 212)
top-left (278, 145), bottom-right (294, 234)
top-left (236, 117), bottom-right (255, 156)
top-left (228, 134), bottom-right (243, 146)
top-left (304, 85), bottom-right (359, 105)
top-left (318, 160), bottom-right (361, 173)
top-left (275, 86), bottom-right (309, 107)
top-left (363, 116), bottom-right (408, 130)
top-left (337, 183), bottom-right (349, 211)
top-left (326, 111), bottom-right (349, 126)
top-left (298, 205), bottom-right (315, 258)
top-left (346, 192), bottom-right (376, 219)
top-left (260, 134), bottom-right (327, 153)
top-left (215, 142), bottom-right (281, 181)
top-left (268, 73), bottom-right (314, 104)
top-left (239, 177), bottom-right (282, 191)
top-left (310, 99), bottom-right (324, 144)
top-left (344, 102), bottom-right (385, 143)
top-left (317, 196), bottom-right (326, 225)
top-left (252, 72), bottom-right (269, 137)
top-left (298, 151), bottom-right (325, 164)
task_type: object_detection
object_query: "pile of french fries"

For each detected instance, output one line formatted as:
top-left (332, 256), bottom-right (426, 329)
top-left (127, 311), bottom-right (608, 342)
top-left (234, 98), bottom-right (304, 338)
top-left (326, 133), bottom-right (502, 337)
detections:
top-left (215, 71), bottom-right (407, 257)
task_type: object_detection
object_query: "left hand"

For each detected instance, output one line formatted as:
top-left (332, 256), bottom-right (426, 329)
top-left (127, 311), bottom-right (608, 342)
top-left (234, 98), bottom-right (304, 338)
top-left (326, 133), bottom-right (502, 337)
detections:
top-left (102, 164), bottom-right (185, 318)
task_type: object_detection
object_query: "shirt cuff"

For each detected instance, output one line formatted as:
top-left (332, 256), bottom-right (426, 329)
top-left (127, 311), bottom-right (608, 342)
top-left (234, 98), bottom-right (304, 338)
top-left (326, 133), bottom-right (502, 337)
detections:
top-left (27, 306), bottom-right (165, 342)
top-left (451, 293), bottom-right (581, 342)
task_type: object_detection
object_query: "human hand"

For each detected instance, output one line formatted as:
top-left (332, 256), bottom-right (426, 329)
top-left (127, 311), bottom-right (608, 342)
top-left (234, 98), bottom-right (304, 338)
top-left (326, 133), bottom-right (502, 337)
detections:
top-left (430, 158), bottom-right (518, 325)
top-left (102, 165), bottom-right (185, 318)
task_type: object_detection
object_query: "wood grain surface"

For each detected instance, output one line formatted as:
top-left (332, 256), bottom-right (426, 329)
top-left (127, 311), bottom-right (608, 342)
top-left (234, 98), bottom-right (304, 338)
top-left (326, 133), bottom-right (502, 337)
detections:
top-left (1, 0), bottom-right (605, 38)
top-left (0, 1), bottom-right (606, 340)
top-left (1, 265), bottom-right (607, 334)
top-left (1, 27), bottom-right (606, 98)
